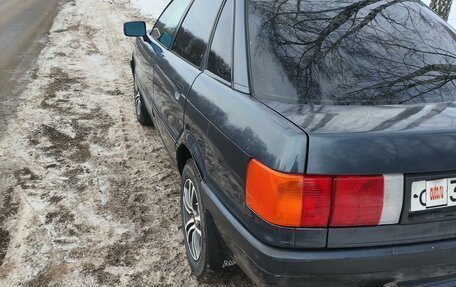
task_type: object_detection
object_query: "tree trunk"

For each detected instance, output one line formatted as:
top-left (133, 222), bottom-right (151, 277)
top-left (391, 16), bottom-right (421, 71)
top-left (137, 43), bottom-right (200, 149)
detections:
top-left (430, 0), bottom-right (453, 21)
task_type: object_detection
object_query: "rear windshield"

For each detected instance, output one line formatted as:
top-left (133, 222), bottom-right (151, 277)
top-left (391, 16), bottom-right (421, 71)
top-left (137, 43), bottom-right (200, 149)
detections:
top-left (247, 0), bottom-right (456, 105)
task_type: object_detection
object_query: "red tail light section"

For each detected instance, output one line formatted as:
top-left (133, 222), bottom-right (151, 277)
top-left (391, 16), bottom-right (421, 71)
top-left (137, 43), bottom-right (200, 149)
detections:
top-left (301, 176), bottom-right (332, 227)
top-left (246, 160), bottom-right (403, 228)
top-left (330, 176), bottom-right (384, 227)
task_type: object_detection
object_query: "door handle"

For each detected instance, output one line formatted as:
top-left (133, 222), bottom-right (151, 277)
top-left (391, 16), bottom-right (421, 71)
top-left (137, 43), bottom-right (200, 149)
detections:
top-left (175, 83), bottom-right (184, 100)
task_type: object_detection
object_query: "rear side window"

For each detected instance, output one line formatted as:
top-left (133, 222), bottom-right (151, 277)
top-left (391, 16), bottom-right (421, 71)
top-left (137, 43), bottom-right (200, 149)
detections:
top-left (208, 0), bottom-right (234, 83)
top-left (152, 0), bottom-right (192, 48)
top-left (173, 0), bottom-right (223, 67)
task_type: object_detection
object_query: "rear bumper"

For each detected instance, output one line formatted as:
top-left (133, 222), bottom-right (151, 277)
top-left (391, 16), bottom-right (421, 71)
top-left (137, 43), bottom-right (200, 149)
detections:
top-left (200, 182), bottom-right (456, 287)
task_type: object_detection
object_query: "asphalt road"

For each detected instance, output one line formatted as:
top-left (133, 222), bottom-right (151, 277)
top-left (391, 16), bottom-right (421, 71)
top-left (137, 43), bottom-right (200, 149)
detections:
top-left (0, 0), bottom-right (63, 140)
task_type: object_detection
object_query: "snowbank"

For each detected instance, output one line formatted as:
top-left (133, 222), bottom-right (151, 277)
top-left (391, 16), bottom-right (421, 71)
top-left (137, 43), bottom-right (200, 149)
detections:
top-left (130, 0), bottom-right (170, 19)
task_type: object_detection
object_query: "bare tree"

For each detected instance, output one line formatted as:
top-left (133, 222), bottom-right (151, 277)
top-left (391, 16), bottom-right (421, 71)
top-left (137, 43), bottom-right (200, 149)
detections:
top-left (430, 0), bottom-right (453, 21)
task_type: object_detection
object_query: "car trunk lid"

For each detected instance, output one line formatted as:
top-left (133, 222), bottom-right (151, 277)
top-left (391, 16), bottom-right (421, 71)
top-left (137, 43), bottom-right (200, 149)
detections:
top-left (264, 100), bottom-right (456, 175)
top-left (263, 100), bottom-right (456, 247)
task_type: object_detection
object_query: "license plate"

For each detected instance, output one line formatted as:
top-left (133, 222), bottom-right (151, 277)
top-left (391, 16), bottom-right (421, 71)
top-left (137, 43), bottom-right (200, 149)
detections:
top-left (411, 178), bottom-right (456, 212)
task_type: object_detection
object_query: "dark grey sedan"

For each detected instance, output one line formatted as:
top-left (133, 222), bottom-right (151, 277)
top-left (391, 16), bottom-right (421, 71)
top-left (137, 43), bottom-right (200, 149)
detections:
top-left (124, 0), bottom-right (456, 286)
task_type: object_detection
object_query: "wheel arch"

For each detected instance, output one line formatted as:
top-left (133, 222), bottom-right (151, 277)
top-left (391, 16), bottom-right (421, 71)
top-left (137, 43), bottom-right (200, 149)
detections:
top-left (130, 51), bottom-right (135, 75)
top-left (176, 131), bottom-right (207, 180)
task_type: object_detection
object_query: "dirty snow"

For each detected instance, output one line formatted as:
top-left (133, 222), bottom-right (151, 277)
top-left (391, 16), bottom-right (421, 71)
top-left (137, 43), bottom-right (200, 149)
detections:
top-left (0, 0), bottom-right (252, 286)
top-left (1, 0), bottom-right (456, 286)
top-left (130, 0), bottom-right (170, 19)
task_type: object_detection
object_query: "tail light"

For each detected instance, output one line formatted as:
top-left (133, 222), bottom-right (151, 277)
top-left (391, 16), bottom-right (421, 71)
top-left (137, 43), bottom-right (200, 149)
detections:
top-left (246, 159), bottom-right (306, 227)
top-left (330, 176), bottom-right (385, 227)
top-left (246, 160), bottom-right (403, 228)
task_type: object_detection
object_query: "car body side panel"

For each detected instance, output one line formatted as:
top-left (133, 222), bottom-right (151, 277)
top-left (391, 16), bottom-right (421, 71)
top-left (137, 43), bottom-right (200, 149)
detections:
top-left (191, 72), bottom-right (307, 174)
top-left (185, 72), bottom-right (325, 248)
top-left (179, 99), bottom-right (210, 179)
top-left (134, 37), bottom-right (155, 109)
top-left (150, 41), bottom-right (201, 156)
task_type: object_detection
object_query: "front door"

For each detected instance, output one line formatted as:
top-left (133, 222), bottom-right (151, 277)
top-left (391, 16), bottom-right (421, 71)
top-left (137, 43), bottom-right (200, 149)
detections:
top-left (150, 0), bottom-right (224, 152)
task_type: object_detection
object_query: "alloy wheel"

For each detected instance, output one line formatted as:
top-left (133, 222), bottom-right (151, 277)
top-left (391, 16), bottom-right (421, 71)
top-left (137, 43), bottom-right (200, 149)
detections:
top-left (133, 79), bottom-right (142, 118)
top-left (182, 178), bottom-right (203, 261)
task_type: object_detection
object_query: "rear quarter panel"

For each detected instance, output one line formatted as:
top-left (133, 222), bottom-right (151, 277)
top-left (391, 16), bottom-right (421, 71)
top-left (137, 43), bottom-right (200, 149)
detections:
top-left (184, 73), bottom-right (323, 247)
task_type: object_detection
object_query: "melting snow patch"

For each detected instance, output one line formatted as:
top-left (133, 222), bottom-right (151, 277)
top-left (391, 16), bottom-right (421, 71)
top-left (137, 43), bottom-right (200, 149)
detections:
top-left (130, 0), bottom-right (170, 19)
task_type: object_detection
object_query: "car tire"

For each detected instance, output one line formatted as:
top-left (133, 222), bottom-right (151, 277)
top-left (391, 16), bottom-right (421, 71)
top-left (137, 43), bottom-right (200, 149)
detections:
top-left (181, 159), bottom-right (225, 283)
top-left (133, 75), bottom-right (153, 126)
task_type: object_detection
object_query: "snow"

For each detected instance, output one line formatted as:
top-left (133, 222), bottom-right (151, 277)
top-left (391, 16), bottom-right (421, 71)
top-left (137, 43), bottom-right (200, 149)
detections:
top-left (130, 0), bottom-right (170, 19)
top-left (131, 0), bottom-right (456, 27)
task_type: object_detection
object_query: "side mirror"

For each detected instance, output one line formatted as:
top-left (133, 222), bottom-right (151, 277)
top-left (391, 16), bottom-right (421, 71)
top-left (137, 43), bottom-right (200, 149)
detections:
top-left (124, 21), bottom-right (146, 37)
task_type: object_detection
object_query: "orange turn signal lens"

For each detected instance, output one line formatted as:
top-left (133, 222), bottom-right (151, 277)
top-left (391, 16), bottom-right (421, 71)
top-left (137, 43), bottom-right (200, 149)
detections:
top-left (246, 159), bottom-right (332, 227)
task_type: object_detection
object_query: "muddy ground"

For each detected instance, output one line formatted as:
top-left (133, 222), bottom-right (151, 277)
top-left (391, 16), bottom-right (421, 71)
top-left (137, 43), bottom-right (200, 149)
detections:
top-left (0, 0), bottom-right (254, 286)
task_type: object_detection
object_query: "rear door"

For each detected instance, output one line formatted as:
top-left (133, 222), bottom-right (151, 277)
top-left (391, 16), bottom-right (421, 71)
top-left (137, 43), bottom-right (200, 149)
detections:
top-left (151, 0), bottom-right (224, 153)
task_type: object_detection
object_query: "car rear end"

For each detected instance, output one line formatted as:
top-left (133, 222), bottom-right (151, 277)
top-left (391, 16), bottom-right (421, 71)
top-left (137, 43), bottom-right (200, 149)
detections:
top-left (237, 130), bottom-right (456, 286)
top-left (217, 0), bottom-right (456, 285)
top-left (206, 154), bottom-right (456, 286)
top-left (207, 126), bottom-right (456, 286)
